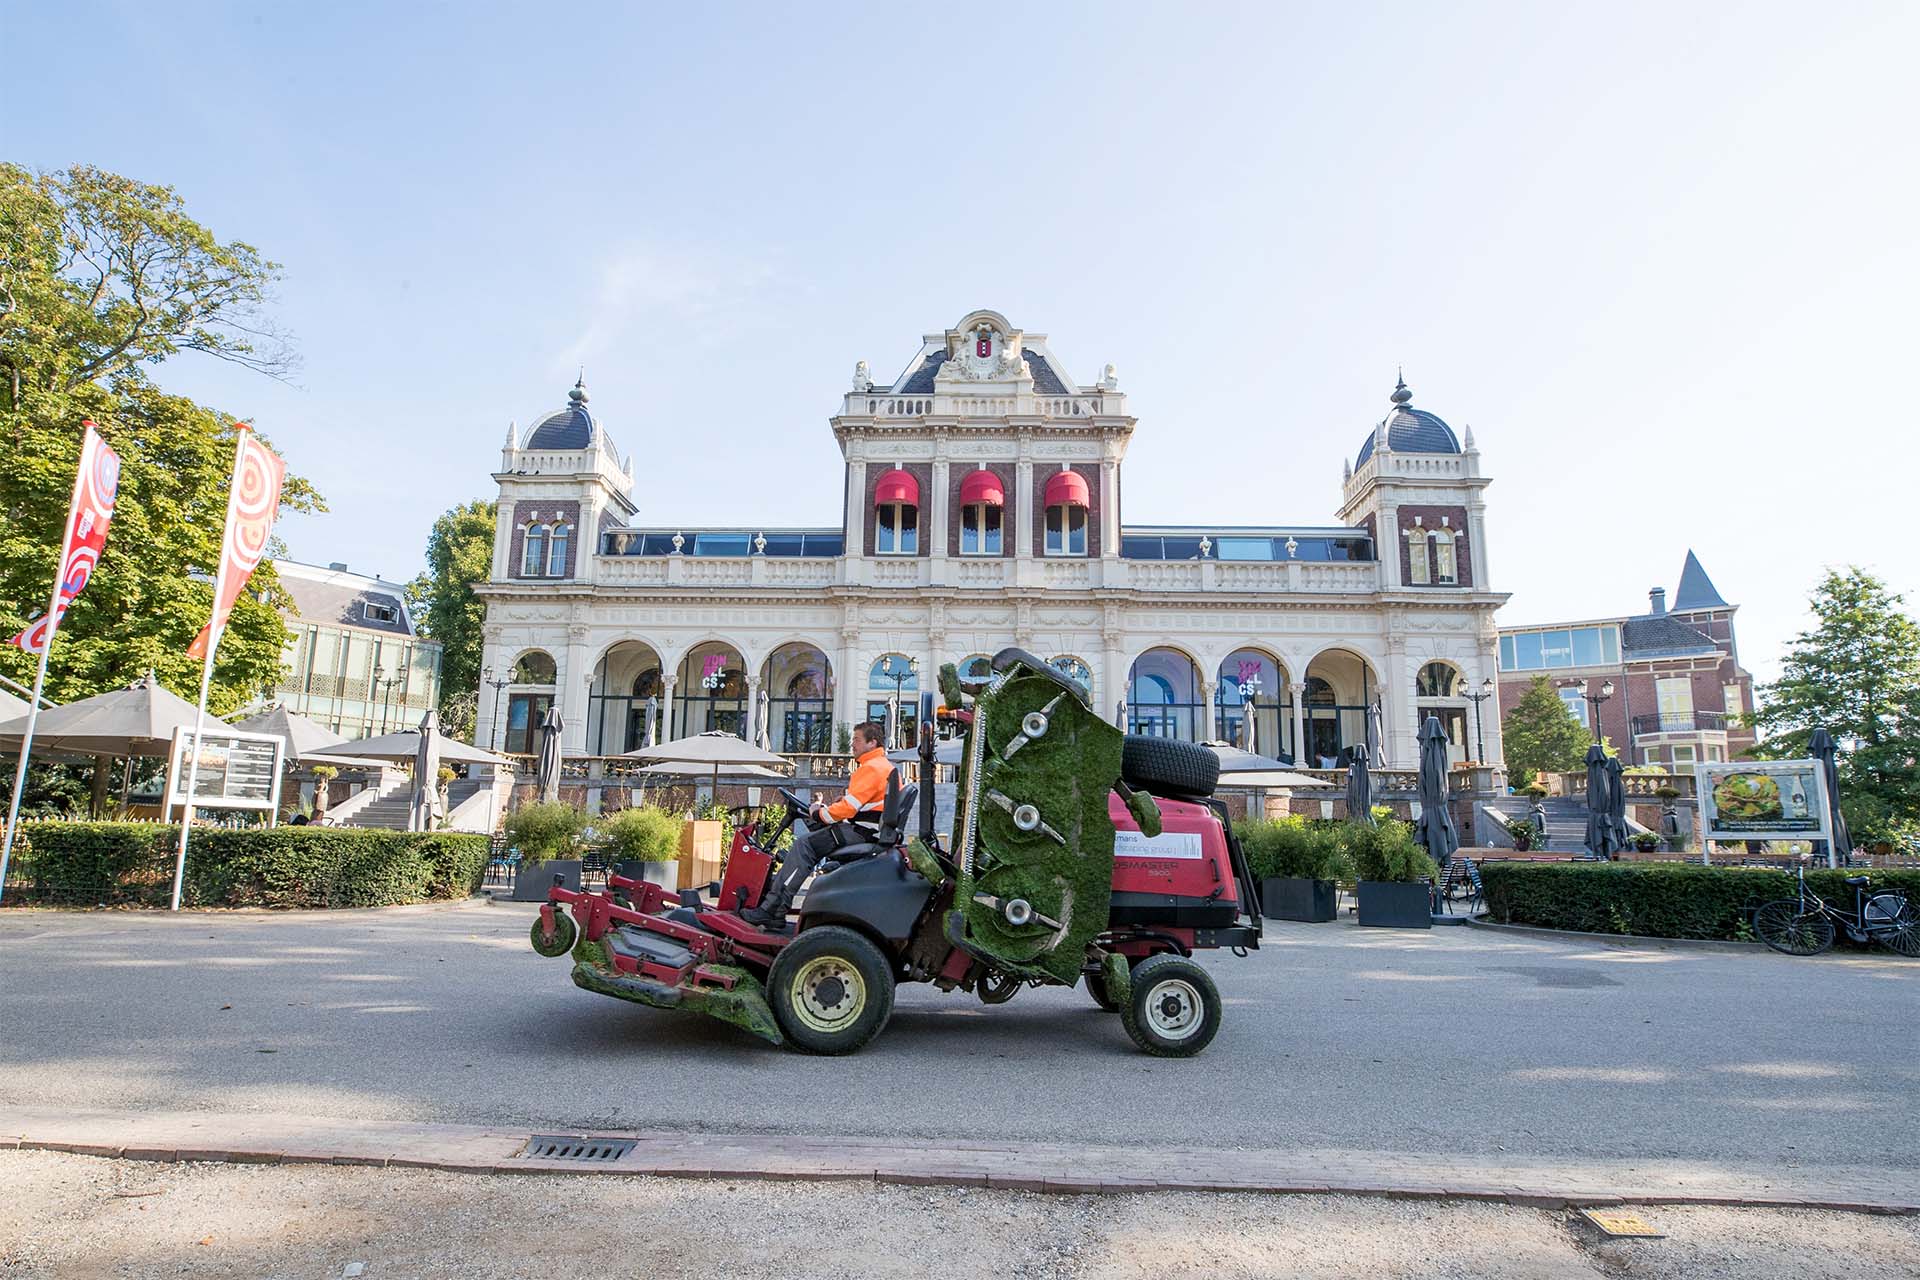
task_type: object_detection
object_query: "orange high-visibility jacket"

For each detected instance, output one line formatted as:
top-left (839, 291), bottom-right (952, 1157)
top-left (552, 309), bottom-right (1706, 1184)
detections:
top-left (826, 746), bottom-right (897, 822)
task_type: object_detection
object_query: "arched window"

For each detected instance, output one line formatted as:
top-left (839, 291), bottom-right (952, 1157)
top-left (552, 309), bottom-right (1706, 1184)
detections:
top-left (1405, 521), bottom-right (1460, 585)
top-left (958, 470), bottom-right (1004, 555)
top-left (522, 523), bottom-right (549, 576)
top-left (1405, 525), bottom-right (1430, 585)
top-left (1050, 655), bottom-right (1092, 691)
top-left (1043, 469), bottom-right (1089, 556)
top-left (874, 469), bottom-right (919, 555)
top-left (957, 654), bottom-right (993, 682)
top-left (547, 523), bottom-right (571, 577)
top-left (512, 651), bottom-right (557, 684)
top-left (1416, 661), bottom-right (1462, 698)
top-left (1432, 528), bottom-right (1457, 584)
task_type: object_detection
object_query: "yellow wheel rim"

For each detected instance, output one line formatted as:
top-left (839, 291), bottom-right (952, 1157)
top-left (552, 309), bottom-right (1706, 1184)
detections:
top-left (790, 955), bottom-right (867, 1035)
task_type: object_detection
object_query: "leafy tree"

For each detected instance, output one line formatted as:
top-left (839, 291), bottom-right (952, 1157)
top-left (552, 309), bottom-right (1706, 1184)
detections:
top-left (407, 499), bottom-right (495, 729)
top-left (1751, 568), bottom-right (1920, 820)
top-left (1501, 675), bottom-right (1592, 786)
top-left (0, 164), bottom-right (321, 714)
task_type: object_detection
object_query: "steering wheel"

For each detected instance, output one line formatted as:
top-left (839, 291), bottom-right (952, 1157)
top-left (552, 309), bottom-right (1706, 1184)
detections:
top-left (778, 787), bottom-right (810, 813)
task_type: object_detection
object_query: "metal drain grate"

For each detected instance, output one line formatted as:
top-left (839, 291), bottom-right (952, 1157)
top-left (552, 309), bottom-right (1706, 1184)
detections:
top-left (517, 1135), bottom-right (638, 1162)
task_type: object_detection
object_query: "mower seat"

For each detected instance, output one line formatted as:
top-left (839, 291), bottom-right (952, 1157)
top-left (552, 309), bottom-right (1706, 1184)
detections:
top-left (821, 775), bottom-right (918, 867)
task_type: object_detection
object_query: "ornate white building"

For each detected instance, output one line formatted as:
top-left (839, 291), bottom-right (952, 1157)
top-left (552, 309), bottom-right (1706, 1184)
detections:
top-left (474, 310), bottom-right (1508, 769)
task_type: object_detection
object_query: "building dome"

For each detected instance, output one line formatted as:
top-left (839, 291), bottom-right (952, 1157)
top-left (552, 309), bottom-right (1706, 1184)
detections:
top-left (523, 377), bottom-right (604, 451)
top-left (1354, 376), bottom-right (1460, 468)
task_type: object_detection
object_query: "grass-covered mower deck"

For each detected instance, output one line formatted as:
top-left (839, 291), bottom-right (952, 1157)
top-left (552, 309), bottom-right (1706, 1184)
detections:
top-left (530, 647), bottom-right (1262, 1055)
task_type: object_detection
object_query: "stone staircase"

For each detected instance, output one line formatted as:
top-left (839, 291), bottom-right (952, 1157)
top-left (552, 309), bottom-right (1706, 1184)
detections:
top-left (338, 775), bottom-right (416, 830)
top-left (1483, 796), bottom-right (1592, 852)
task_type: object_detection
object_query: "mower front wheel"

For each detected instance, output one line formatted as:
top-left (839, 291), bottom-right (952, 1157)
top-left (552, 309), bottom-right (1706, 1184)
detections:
top-left (530, 909), bottom-right (577, 958)
top-left (1121, 954), bottom-right (1221, 1057)
top-left (768, 926), bottom-right (895, 1055)
top-left (1084, 973), bottom-right (1121, 1013)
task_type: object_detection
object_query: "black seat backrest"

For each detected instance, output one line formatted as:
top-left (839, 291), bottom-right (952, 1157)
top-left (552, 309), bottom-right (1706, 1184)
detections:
top-left (875, 772), bottom-right (917, 848)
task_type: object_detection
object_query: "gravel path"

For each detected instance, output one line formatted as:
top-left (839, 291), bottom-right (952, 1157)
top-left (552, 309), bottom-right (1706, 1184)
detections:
top-left (4, 1150), bottom-right (1917, 1280)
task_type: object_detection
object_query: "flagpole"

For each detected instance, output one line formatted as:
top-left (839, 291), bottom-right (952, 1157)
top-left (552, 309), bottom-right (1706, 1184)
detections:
top-left (170, 428), bottom-right (248, 912)
top-left (0, 427), bottom-right (98, 906)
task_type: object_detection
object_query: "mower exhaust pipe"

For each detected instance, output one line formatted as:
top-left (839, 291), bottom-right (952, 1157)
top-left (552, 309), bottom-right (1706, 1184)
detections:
top-left (918, 688), bottom-right (936, 844)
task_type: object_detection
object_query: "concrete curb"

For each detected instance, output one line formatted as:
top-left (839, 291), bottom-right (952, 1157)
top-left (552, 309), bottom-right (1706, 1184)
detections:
top-left (1462, 915), bottom-right (1768, 953)
top-left (2, 1108), bottom-right (1913, 1215)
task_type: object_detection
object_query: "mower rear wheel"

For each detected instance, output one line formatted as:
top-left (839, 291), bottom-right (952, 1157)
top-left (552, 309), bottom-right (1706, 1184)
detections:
top-left (529, 910), bottom-right (577, 958)
top-left (768, 926), bottom-right (895, 1055)
top-left (1121, 954), bottom-right (1221, 1057)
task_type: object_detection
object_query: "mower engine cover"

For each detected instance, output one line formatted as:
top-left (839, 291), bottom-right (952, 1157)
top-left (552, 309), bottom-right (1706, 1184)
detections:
top-left (948, 648), bottom-right (1127, 985)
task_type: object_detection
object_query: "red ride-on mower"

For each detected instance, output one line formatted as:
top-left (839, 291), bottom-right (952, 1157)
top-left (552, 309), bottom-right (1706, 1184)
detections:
top-left (529, 647), bottom-right (1262, 1056)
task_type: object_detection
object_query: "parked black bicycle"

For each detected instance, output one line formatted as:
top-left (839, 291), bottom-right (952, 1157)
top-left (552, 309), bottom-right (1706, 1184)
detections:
top-left (1753, 856), bottom-right (1919, 958)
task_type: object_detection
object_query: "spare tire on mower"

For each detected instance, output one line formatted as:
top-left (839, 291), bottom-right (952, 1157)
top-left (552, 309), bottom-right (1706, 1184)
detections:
top-left (1121, 735), bottom-right (1219, 799)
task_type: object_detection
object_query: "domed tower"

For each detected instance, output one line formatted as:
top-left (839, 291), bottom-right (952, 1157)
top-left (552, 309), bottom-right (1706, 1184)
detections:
top-left (490, 375), bottom-right (635, 584)
top-left (1337, 374), bottom-right (1488, 592)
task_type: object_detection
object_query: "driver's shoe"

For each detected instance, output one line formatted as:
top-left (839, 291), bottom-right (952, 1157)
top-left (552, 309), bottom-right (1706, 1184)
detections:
top-left (741, 889), bottom-right (791, 930)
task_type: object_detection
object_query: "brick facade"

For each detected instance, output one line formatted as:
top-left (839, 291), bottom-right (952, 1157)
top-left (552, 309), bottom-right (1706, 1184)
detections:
top-left (1030, 463), bottom-right (1103, 558)
top-left (1394, 504), bottom-right (1472, 588)
top-left (507, 499), bottom-right (581, 580)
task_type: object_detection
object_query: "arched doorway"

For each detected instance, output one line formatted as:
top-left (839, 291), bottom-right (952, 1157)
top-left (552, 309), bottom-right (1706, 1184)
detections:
top-left (762, 643), bottom-right (833, 752)
top-left (585, 641), bottom-right (664, 754)
top-left (1301, 649), bottom-right (1378, 767)
top-left (500, 650), bottom-right (557, 755)
top-left (1216, 649), bottom-right (1288, 758)
top-left (1128, 648), bottom-right (1203, 740)
top-left (1414, 659), bottom-right (1470, 765)
top-left (673, 641), bottom-right (748, 739)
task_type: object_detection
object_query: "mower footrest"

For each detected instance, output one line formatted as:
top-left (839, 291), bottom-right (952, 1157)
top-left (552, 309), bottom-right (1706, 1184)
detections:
top-left (605, 926), bottom-right (695, 974)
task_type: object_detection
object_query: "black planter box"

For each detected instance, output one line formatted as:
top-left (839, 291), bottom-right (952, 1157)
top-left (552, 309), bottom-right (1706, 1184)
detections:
top-left (511, 858), bottom-right (582, 902)
top-left (1261, 876), bottom-right (1338, 922)
top-left (1356, 880), bottom-right (1433, 929)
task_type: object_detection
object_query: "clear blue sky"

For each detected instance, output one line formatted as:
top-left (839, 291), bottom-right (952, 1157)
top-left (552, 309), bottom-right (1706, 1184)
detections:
top-left (6, 2), bottom-right (1915, 684)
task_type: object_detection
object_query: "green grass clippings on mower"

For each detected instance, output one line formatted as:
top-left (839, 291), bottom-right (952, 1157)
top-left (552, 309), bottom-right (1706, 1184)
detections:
top-left (569, 938), bottom-right (782, 1046)
top-left (950, 657), bottom-right (1124, 986)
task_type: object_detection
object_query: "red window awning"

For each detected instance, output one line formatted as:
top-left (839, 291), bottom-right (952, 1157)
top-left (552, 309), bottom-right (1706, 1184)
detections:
top-left (958, 469), bottom-right (1005, 506)
top-left (874, 468), bottom-right (919, 506)
top-left (1043, 469), bottom-right (1090, 508)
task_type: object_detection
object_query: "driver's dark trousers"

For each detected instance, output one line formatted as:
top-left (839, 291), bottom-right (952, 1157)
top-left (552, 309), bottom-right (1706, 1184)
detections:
top-left (763, 821), bottom-right (862, 907)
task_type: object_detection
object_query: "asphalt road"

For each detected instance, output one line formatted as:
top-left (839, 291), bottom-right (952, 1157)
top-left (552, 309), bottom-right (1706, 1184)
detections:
top-left (2, 900), bottom-right (1914, 1173)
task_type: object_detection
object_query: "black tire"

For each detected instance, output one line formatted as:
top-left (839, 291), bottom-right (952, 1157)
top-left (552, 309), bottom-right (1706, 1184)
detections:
top-left (1865, 894), bottom-right (1920, 958)
top-left (1753, 900), bottom-right (1835, 956)
top-left (1121, 735), bottom-right (1219, 799)
top-left (1121, 954), bottom-right (1221, 1057)
top-left (767, 926), bottom-right (896, 1055)
top-left (1085, 972), bottom-right (1121, 1013)
top-left (529, 910), bottom-right (577, 958)
top-left (977, 971), bottom-right (1022, 1004)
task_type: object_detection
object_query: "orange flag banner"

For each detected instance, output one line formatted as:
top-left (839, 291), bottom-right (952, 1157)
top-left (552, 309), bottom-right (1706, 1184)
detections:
top-left (187, 427), bottom-right (286, 660)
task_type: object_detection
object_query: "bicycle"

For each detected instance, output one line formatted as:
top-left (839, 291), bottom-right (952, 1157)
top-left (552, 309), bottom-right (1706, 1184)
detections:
top-left (1753, 856), bottom-right (1919, 958)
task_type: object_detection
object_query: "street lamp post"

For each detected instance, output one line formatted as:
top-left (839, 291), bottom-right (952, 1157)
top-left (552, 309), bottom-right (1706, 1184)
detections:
top-left (1464, 676), bottom-right (1495, 764)
top-left (378, 666), bottom-right (408, 734)
top-left (1576, 678), bottom-right (1614, 744)
top-left (370, 663), bottom-right (384, 737)
top-left (483, 666), bottom-right (512, 751)
top-left (885, 656), bottom-right (917, 749)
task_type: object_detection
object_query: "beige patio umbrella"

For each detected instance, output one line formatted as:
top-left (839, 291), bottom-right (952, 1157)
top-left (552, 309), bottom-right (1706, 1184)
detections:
top-left (0, 687), bottom-right (28, 722)
top-left (0, 671), bottom-right (200, 758)
top-left (309, 729), bottom-right (509, 766)
top-left (232, 705), bottom-right (350, 761)
top-left (623, 730), bottom-right (791, 797)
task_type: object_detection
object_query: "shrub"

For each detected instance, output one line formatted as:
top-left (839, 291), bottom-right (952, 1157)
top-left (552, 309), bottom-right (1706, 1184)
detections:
top-left (1348, 819), bottom-right (1438, 883)
top-left (1236, 817), bottom-right (1350, 881)
top-left (602, 805), bottom-right (681, 863)
top-left (1502, 816), bottom-right (1536, 851)
top-left (1479, 862), bottom-right (1920, 944)
top-left (503, 802), bottom-right (584, 860)
top-left (4, 822), bottom-right (488, 909)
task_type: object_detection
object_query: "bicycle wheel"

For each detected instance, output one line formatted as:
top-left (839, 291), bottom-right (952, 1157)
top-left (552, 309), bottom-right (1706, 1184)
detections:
top-left (1753, 900), bottom-right (1835, 956)
top-left (1864, 894), bottom-right (1920, 958)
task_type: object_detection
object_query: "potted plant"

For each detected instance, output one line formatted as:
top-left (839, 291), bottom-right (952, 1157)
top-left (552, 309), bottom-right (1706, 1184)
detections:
top-left (603, 804), bottom-right (683, 892)
top-left (1631, 830), bottom-right (1661, 853)
top-left (1502, 815), bottom-right (1534, 853)
top-left (1241, 818), bottom-right (1347, 922)
top-left (1350, 819), bottom-right (1439, 928)
top-left (505, 801), bottom-right (585, 901)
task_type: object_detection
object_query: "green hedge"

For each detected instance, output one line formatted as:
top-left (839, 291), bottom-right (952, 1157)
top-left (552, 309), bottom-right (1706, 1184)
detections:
top-left (4, 822), bottom-right (489, 909)
top-left (1479, 861), bottom-right (1920, 943)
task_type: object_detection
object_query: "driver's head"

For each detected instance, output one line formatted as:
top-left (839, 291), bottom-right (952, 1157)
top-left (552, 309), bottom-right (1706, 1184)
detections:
top-left (852, 721), bottom-right (884, 754)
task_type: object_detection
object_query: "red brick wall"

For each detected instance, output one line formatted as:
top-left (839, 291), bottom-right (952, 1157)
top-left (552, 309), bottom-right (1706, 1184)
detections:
top-left (864, 463), bottom-right (933, 558)
top-left (1030, 463), bottom-right (1103, 558)
top-left (1394, 505), bottom-right (1472, 588)
top-left (507, 499), bottom-right (582, 579)
top-left (946, 465), bottom-right (1014, 558)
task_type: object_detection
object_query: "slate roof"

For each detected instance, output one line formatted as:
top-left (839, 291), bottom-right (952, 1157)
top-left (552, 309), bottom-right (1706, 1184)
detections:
top-left (525, 403), bottom-right (594, 450)
top-left (1355, 404), bottom-right (1461, 468)
top-left (1621, 614), bottom-right (1718, 658)
top-left (1672, 550), bottom-right (1729, 610)
top-left (892, 348), bottom-right (1071, 396)
top-left (280, 575), bottom-right (414, 637)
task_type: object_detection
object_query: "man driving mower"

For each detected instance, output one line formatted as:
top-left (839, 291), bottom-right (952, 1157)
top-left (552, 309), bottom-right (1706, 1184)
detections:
top-left (743, 720), bottom-right (896, 928)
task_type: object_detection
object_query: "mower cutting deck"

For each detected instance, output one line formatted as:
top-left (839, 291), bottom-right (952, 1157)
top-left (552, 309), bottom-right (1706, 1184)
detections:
top-left (529, 647), bottom-right (1262, 1055)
